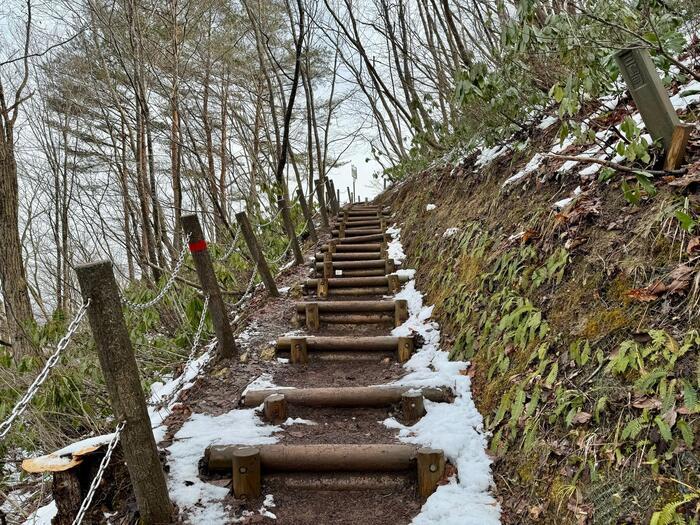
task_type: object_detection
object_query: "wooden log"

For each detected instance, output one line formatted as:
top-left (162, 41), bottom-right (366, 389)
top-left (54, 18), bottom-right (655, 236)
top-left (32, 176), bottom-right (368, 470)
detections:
top-left (397, 336), bottom-right (414, 363)
top-left (305, 287), bottom-right (390, 297)
top-left (332, 228), bottom-right (384, 237)
top-left (327, 269), bottom-right (387, 278)
top-left (232, 447), bottom-right (261, 499)
top-left (181, 214), bottom-right (237, 358)
top-left (263, 394), bottom-right (288, 424)
top-left (395, 299), bottom-right (409, 327)
top-left (289, 337), bottom-right (308, 364)
top-left (313, 260), bottom-right (390, 271)
top-left (276, 335), bottom-right (400, 352)
top-left (311, 351), bottom-right (395, 361)
top-left (315, 313), bottom-right (394, 324)
top-left (333, 219), bottom-right (384, 228)
top-left (235, 211), bottom-right (279, 298)
top-left (305, 276), bottom-right (393, 288)
top-left (321, 243), bottom-right (382, 253)
top-left (402, 391), bottom-right (426, 424)
top-left (334, 233), bottom-right (386, 244)
top-left (323, 260), bottom-right (333, 279)
top-left (385, 260), bottom-right (396, 274)
top-left (75, 262), bottom-right (173, 523)
top-left (207, 444), bottom-right (418, 473)
top-left (664, 123), bottom-right (693, 171)
top-left (305, 304), bottom-right (319, 331)
top-left (313, 178), bottom-right (330, 229)
top-left (294, 301), bottom-right (396, 313)
top-left (314, 252), bottom-right (383, 261)
top-left (242, 386), bottom-right (450, 408)
top-left (417, 448), bottom-right (445, 500)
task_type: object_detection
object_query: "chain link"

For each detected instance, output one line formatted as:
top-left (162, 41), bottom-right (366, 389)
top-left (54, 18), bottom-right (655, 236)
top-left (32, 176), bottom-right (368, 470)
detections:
top-left (151, 296), bottom-right (210, 409)
top-left (0, 300), bottom-right (91, 441)
top-left (121, 233), bottom-right (191, 310)
top-left (71, 421), bottom-right (125, 525)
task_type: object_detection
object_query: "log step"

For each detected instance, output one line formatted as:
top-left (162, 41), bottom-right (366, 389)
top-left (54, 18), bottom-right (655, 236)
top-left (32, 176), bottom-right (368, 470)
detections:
top-left (242, 386), bottom-right (450, 407)
top-left (321, 243), bottom-right (383, 253)
top-left (333, 228), bottom-right (385, 237)
top-left (314, 252), bottom-right (384, 261)
top-left (206, 444), bottom-right (446, 500)
top-left (276, 335), bottom-right (402, 352)
top-left (294, 300), bottom-right (396, 313)
top-left (303, 275), bottom-right (408, 290)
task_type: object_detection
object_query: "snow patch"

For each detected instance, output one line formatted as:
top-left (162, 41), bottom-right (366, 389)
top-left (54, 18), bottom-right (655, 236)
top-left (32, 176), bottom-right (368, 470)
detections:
top-left (503, 153), bottom-right (544, 186)
top-left (442, 227), bottom-right (460, 238)
top-left (22, 501), bottom-right (57, 525)
top-left (475, 144), bottom-right (509, 168)
top-left (538, 115), bottom-right (558, 130)
top-left (426, 204), bottom-right (436, 211)
top-left (386, 225), bottom-right (406, 264)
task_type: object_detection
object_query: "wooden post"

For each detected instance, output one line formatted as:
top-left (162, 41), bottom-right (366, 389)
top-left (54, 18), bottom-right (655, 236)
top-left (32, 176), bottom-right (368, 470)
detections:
top-left (397, 336), bottom-right (414, 363)
top-left (395, 299), bottom-right (408, 327)
top-left (323, 251), bottom-right (332, 264)
top-left (417, 448), bottom-right (445, 500)
top-left (335, 189), bottom-right (341, 213)
top-left (264, 394), bottom-right (288, 424)
top-left (323, 260), bottom-right (333, 279)
top-left (181, 214), bottom-right (237, 359)
top-left (277, 196), bottom-right (304, 265)
top-left (235, 211), bottom-right (279, 297)
top-left (297, 188), bottom-right (318, 243)
top-left (74, 261), bottom-right (173, 524)
top-left (664, 123), bottom-right (693, 171)
top-left (347, 186), bottom-right (352, 202)
top-left (232, 447), bottom-right (261, 499)
top-left (290, 337), bottom-right (309, 364)
top-left (305, 304), bottom-right (320, 331)
top-left (314, 179), bottom-right (330, 229)
top-left (388, 274), bottom-right (401, 294)
top-left (328, 240), bottom-right (337, 254)
top-left (402, 391), bottom-right (426, 424)
top-left (317, 278), bottom-right (329, 299)
top-left (385, 259), bottom-right (395, 274)
top-left (338, 223), bottom-right (346, 239)
top-left (380, 242), bottom-right (388, 259)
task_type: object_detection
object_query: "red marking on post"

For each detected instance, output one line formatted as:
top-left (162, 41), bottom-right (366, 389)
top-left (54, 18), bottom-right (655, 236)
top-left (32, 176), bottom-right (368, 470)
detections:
top-left (188, 240), bottom-right (208, 253)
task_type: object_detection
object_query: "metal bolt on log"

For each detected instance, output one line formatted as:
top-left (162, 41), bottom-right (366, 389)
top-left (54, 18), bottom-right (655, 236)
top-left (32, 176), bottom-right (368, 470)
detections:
top-left (235, 211), bottom-right (279, 298)
top-left (75, 261), bottom-right (173, 524)
top-left (232, 447), bottom-right (261, 499)
top-left (181, 214), bottom-right (237, 358)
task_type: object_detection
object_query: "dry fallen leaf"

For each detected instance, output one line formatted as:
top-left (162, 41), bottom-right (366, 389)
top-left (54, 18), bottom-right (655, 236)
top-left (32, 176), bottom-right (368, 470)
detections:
top-left (632, 396), bottom-right (662, 410)
top-left (688, 237), bottom-right (700, 255)
top-left (571, 411), bottom-right (592, 425)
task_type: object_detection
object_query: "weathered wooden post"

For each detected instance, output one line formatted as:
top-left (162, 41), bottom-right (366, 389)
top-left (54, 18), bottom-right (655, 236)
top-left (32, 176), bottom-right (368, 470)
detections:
top-left (75, 261), bottom-right (173, 524)
top-left (181, 214), bottom-right (237, 359)
top-left (277, 196), bottom-right (304, 265)
top-left (232, 447), bottom-right (261, 498)
top-left (402, 391), bottom-right (426, 424)
top-left (305, 304), bottom-right (320, 331)
top-left (323, 260), bottom-right (333, 279)
top-left (314, 179), bottom-right (330, 229)
top-left (297, 188), bottom-right (318, 243)
top-left (397, 336), bottom-right (414, 363)
top-left (263, 394), bottom-right (288, 424)
top-left (395, 299), bottom-right (409, 327)
top-left (290, 336), bottom-right (309, 364)
top-left (417, 448), bottom-right (445, 499)
top-left (235, 211), bottom-right (279, 298)
top-left (388, 274), bottom-right (401, 294)
top-left (317, 278), bottom-right (329, 299)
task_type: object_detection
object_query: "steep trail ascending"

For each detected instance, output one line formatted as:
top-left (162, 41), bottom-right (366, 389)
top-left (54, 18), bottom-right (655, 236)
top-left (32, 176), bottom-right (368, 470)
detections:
top-left (204, 204), bottom-right (451, 524)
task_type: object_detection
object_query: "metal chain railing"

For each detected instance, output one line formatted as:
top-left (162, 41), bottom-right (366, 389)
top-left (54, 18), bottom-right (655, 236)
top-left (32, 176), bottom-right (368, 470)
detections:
top-left (232, 269), bottom-right (259, 310)
top-left (121, 233), bottom-right (191, 311)
top-left (71, 420), bottom-right (125, 525)
top-left (151, 295), bottom-right (210, 409)
top-left (0, 300), bottom-right (91, 440)
top-left (213, 223), bottom-right (241, 262)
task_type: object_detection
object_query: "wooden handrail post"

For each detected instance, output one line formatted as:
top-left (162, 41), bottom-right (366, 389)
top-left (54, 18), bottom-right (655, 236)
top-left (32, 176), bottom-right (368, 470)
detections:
top-left (314, 179), bottom-right (330, 229)
top-left (297, 188), bottom-right (318, 243)
top-left (277, 196), bottom-right (304, 265)
top-left (74, 261), bottom-right (173, 524)
top-left (181, 214), bottom-right (237, 359)
top-left (235, 211), bottom-right (279, 297)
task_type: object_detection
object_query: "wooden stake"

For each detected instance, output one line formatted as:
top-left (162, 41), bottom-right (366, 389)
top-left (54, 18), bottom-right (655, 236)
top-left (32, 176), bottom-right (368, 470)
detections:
top-left (339, 223), bottom-right (346, 238)
top-left (263, 394), bottom-right (288, 424)
top-left (417, 448), bottom-right (445, 500)
top-left (232, 447), bottom-right (261, 499)
top-left (74, 261), bottom-right (173, 524)
top-left (385, 259), bottom-right (396, 274)
top-left (395, 299), bottom-right (409, 327)
top-left (328, 240), bottom-right (337, 254)
top-left (317, 278), bottom-right (329, 298)
top-left (387, 274), bottom-right (401, 294)
top-left (235, 211), bottom-right (279, 297)
top-left (181, 214), bottom-right (237, 358)
top-left (397, 336), bottom-right (414, 362)
top-left (290, 337), bottom-right (309, 364)
top-left (402, 391), bottom-right (426, 424)
top-left (323, 260), bottom-right (333, 279)
top-left (305, 304), bottom-right (319, 331)
top-left (664, 123), bottom-right (693, 171)
top-left (297, 188), bottom-right (318, 243)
